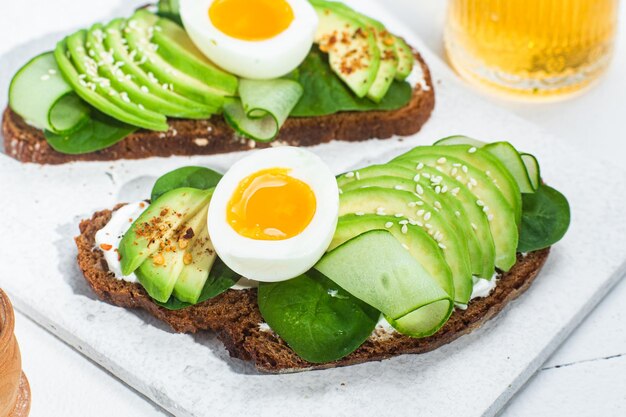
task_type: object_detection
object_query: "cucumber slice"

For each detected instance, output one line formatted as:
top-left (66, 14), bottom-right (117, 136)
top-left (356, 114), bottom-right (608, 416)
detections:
top-left (339, 187), bottom-right (473, 304)
top-left (223, 79), bottom-right (303, 142)
top-left (436, 136), bottom-right (539, 193)
top-left (483, 142), bottom-right (535, 193)
top-left (521, 153), bottom-right (541, 191)
top-left (316, 230), bottom-right (453, 338)
top-left (9, 52), bottom-right (89, 134)
top-left (332, 214), bottom-right (454, 299)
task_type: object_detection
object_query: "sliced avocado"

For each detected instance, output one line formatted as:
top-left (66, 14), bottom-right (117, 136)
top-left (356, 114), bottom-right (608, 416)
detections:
top-left (55, 38), bottom-right (167, 131)
top-left (311, 0), bottom-right (380, 98)
top-left (153, 17), bottom-right (237, 96)
top-left (396, 145), bottom-right (522, 223)
top-left (323, 2), bottom-right (398, 102)
top-left (393, 153), bottom-right (518, 271)
top-left (172, 219), bottom-right (218, 305)
top-left (340, 173), bottom-right (486, 279)
top-left (136, 200), bottom-right (210, 303)
top-left (124, 11), bottom-right (225, 108)
top-left (339, 187), bottom-right (473, 304)
top-left (103, 18), bottom-right (217, 118)
top-left (64, 30), bottom-right (168, 131)
top-left (85, 23), bottom-right (206, 119)
top-left (119, 187), bottom-right (213, 276)
top-left (332, 214), bottom-right (454, 298)
top-left (394, 36), bottom-right (414, 81)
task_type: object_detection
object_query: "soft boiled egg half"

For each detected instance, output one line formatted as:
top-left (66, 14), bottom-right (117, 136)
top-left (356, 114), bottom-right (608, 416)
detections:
top-left (180, 0), bottom-right (318, 79)
top-left (208, 147), bottom-right (339, 282)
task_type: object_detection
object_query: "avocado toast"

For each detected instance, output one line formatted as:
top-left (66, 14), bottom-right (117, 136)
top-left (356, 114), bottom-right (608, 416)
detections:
top-left (74, 137), bottom-right (570, 372)
top-left (3, 0), bottom-right (434, 164)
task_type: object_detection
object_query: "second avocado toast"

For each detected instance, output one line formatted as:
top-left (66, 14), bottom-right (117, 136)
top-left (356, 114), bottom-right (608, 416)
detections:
top-left (75, 136), bottom-right (570, 372)
top-left (3, 0), bottom-right (434, 164)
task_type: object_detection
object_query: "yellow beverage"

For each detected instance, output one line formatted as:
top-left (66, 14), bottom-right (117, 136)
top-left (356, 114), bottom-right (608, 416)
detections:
top-left (445, 0), bottom-right (619, 99)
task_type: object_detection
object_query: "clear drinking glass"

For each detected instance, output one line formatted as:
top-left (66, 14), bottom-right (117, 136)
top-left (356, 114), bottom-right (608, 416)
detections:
top-left (445, 0), bottom-right (619, 100)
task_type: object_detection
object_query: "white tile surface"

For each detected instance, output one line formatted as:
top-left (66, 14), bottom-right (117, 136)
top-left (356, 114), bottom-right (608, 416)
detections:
top-left (1, 1), bottom-right (625, 417)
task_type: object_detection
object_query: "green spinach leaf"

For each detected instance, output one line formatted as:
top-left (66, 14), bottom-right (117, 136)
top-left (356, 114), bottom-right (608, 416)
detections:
top-left (44, 111), bottom-right (136, 155)
top-left (151, 166), bottom-right (223, 201)
top-left (153, 258), bottom-right (240, 310)
top-left (291, 47), bottom-right (413, 117)
top-left (258, 269), bottom-right (379, 363)
top-left (518, 184), bottom-right (570, 252)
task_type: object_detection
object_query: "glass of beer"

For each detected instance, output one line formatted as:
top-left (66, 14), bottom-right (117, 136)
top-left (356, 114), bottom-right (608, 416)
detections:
top-left (444, 0), bottom-right (619, 100)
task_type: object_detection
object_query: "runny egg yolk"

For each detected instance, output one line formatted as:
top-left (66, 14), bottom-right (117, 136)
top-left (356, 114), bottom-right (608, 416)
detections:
top-left (209, 0), bottom-right (295, 41)
top-left (227, 168), bottom-right (316, 240)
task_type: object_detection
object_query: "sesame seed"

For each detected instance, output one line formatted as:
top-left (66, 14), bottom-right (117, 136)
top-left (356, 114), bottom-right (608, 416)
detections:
top-left (413, 174), bottom-right (421, 182)
top-left (452, 163), bottom-right (461, 167)
top-left (355, 212), bottom-right (364, 216)
top-left (471, 223), bottom-right (478, 230)
top-left (435, 185), bottom-right (441, 194)
top-left (355, 172), bottom-right (361, 180)
top-left (345, 172), bottom-right (355, 178)
top-left (140, 86), bottom-right (149, 93)
top-left (451, 187), bottom-right (460, 196)
top-left (408, 202), bottom-right (416, 208)
top-left (424, 212), bottom-right (432, 221)
top-left (476, 200), bottom-right (485, 206)
top-left (408, 219), bottom-right (418, 226)
top-left (416, 162), bottom-right (424, 170)
top-left (468, 147), bottom-right (477, 153)
top-left (416, 221), bottom-right (424, 227)
top-left (417, 209), bottom-right (425, 216)
top-left (451, 167), bottom-right (458, 176)
top-left (395, 213), bottom-right (404, 218)
top-left (399, 220), bottom-right (409, 225)
top-left (483, 206), bottom-right (490, 213)
top-left (138, 104), bottom-right (145, 110)
top-left (402, 243), bottom-right (410, 251)
top-left (416, 201), bottom-right (424, 206)
top-left (120, 92), bottom-right (131, 103)
top-left (394, 185), bottom-right (404, 190)
top-left (456, 175), bottom-right (464, 181)
top-left (48, 69), bottom-right (57, 75)
top-left (441, 186), bottom-right (448, 193)
top-left (488, 214), bottom-right (494, 221)
top-left (422, 173), bottom-right (431, 179)
top-left (434, 201), bottom-right (442, 209)
top-left (385, 222), bottom-right (393, 228)
top-left (462, 165), bottom-right (469, 173)
top-left (455, 211), bottom-right (461, 217)
top-left (401, 225), bottom-right (408, 234)
top-left (415, 184), bottom-right (424, 195)
top-left (40, 74), bottom-right (50, 81)
top-left (437, 157), bottom-right (447, 164)
top-left (469, 178), bottom-right (478, 186)
top-left (438, 243), bottom-right (447, 249)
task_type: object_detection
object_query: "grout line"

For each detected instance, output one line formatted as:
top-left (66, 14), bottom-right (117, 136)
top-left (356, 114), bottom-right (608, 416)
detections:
top-left (541, 353), bottom-right (626, 371)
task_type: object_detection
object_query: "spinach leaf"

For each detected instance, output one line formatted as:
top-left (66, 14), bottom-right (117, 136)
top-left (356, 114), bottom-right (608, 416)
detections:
top-left (151, 166), bottom-right (223, 201)
top-left (258, 269), bottom-right (379, 363)
top-left (518, 184), bottom-right (570, 252)
top-left (44, 111), bottom-right (136, 155)
top-left (291, 47), bottom-right (413, 117)
top-left (153, 258), bottom-right (240, 310)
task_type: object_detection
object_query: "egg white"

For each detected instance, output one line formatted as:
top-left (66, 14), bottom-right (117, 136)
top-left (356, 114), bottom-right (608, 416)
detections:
top-left (179, 0), bottom-right (318, 79)
top-left (208, 147), bottom-right (339, 282)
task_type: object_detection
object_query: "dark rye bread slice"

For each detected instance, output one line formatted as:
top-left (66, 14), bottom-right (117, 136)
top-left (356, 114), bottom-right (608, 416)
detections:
top-left (76, 206), bottom-right (550, 373)
top-left (3, 53), bottom-right (434, 165)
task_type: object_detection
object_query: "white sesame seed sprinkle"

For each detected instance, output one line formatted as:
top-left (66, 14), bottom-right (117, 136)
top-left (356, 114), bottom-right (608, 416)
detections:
top-left (395, 213), bottom-right (404, 218)
top-left (437, 157), bottom-right (447, 164)
top-left (471, 223), bottom-right (478, 230)
top-left (417, 209), bottom-right (425, 216)
top-left (434, 201), bottom-right (442, 209)
top-left (40, 74), bottom-right (50, 81)
top-left (468, 147), bottom-right (477, 153)
top-left (488, 214), bottom-right (494, 221)
top-left (345, 172), bottom-right (355, 178)
top-left (401, 225), bottom-right (408, 234)
top-left (385, 222), bottom-right (393, 228)
top-left (424, 212), bottom-right (432, 221)
top-left (416, 162), bottom-right (424, 170)
top-left (438, 243), bottom-right (447, 249)
top-left (455, 211), bottom-right (461, 217)
top-left (355, 172), bottom-right (361, 180)
top-left (394, 185), bottom-right (404, 190)
top-left (462, 165), bottom-right (469, 173)
top-left (355, 212), bottom-right (364, 216)
top-left (415, 184), bottom-right (424, 195)
top-left (399, 220), bottom-right (409, 225)
top-left (402, 243), bottom-right (410, 251)
top-left (413, 174), bottom-right (421, 182)
top-left (476, 200), bottom-right (485, 206)
top-left (408, 202), bottom-right (416, 208)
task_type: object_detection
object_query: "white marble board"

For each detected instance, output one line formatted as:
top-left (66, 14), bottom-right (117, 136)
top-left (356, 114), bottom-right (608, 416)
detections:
top-left (1, 1), bottom-right (625, 416)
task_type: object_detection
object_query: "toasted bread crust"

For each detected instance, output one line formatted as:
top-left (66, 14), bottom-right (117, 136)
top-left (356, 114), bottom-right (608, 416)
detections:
top-left (3, 53), bottom-right (434, 165)
top-left (76, 207), bottom-right (550, 373)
